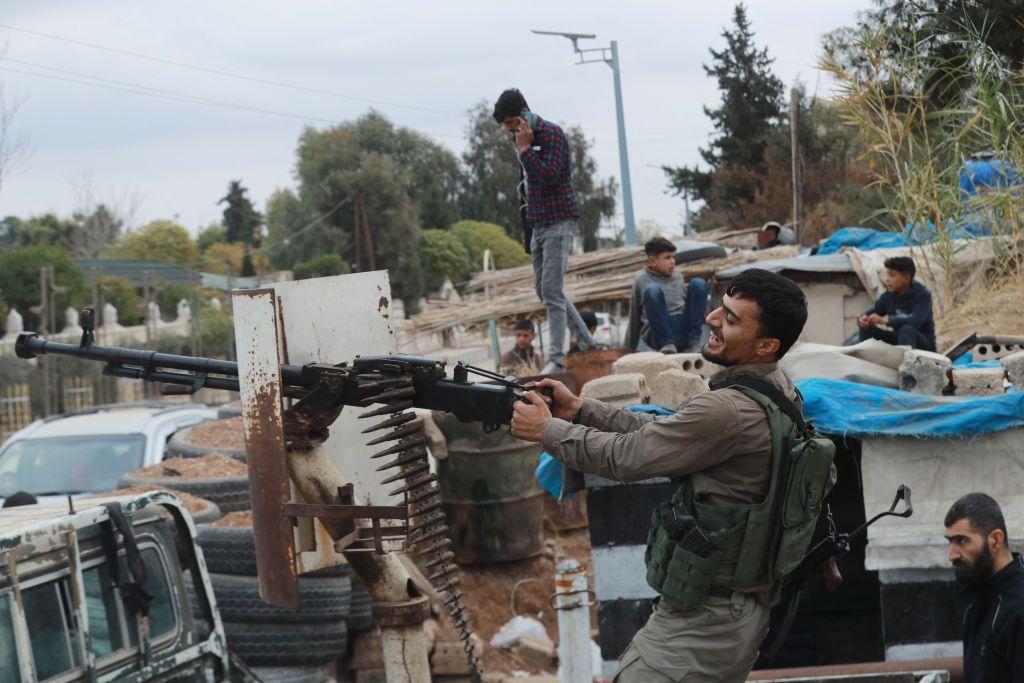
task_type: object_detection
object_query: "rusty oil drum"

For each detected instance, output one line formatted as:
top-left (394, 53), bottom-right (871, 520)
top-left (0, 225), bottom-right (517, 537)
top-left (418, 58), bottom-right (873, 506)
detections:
top-left (434, 414), bottom-right (545, 564)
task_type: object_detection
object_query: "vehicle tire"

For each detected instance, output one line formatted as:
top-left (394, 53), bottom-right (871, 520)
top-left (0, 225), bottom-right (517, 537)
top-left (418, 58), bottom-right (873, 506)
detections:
top-left (223, 620), bottom-right (348, 666)
top-left (185, 573), bottom-right (350, 623)
top-left (189, 497), bottom-right (222, 525)
top-left (674, 243), bottom-right (727, 264)
top-left (251, 665), bottom-right (331, 683)
top-left (217, 403), bottom-right (243, 419)
top-left (166, 422), bottom-right (247, 463)
top-left (196, 524), bottom-right (347, 577)
top-left (119, 473), bottom-right (250, 513)
top-left (347, 578), bottom-right (373, 632)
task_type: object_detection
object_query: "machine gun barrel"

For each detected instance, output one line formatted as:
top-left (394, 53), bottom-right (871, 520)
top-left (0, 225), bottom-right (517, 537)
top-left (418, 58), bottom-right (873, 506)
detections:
top-left (15, 331), bottom-right (524, 427)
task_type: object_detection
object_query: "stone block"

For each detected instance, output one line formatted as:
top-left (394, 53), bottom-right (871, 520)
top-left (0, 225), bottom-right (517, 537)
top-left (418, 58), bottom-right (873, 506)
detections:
top-left (1002, 350), bottom-right (1024, 389)
top-left (580, 372), bottom-right (649, 408)
top-left (432, 641), bottom-right (472, 675)
top-left (612, 352), bottom-right (679, 387)
top-left (665, 352), bottom-right (718, 380)
top-left (511, 633), bottom-right (557, 670)
top-left (951, 367), bottom-right (1006, 396)
top-left (898, 349), bottom-right (952, 395)
top-left (649, 369), bottom-right (708, 408)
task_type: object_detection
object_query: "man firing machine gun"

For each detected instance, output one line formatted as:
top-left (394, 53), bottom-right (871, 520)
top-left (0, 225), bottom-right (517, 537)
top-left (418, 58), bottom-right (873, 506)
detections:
top-left (15, 307), bottom-right (913, 680)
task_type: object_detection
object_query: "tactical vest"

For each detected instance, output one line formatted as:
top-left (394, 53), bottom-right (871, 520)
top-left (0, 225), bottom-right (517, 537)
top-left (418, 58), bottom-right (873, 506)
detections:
top-left (644, 376), bottom-right (837, 610)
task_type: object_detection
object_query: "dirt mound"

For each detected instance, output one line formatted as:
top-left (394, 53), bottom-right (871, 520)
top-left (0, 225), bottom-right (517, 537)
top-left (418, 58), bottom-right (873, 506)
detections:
top-left (185, 417), bottom-right (246, 450)
top-left (209, 510), bottom-right (254, 528)
top-left (132, 454), bottom-right (247, 479)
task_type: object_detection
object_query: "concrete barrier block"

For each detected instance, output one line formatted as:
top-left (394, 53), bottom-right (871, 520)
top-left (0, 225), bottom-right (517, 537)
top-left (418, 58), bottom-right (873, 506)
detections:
top-left (612, 352), bottom-right (678, 387)
top-left (1002, 350), bottom-right (1024, 389)
top-left (951, 367), bottom-right (1006, 396)
top-left (665, 352), bottom-right (719, 380)
top-left (650, 369), bottom-right (708, 409)
top-left (898, 349), bottom-right (952, 395)
top-left (580, 372), bottom-right (649, 408)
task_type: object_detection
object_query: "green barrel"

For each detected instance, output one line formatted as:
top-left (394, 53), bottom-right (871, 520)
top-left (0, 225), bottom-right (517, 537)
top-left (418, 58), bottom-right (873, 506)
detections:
top-left (434, 414), bottom-right (545, 564)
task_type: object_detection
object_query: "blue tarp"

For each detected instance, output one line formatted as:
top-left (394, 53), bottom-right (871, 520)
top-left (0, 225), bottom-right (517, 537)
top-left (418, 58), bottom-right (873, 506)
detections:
top-left (817, 227), bottom-right (911, 255)
top-left (796, 377), bottom-right (1024, 438)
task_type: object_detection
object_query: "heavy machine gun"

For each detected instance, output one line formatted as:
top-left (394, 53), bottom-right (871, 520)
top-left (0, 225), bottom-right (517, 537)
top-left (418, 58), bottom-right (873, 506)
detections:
top-left (16, 308), bottom-right (554, 680)
top-left (15, 310), bottom-right (543, 444)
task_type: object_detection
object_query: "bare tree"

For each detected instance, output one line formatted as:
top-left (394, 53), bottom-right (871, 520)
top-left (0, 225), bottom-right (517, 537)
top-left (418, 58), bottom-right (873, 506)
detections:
top-left (68, 170), bottom-right (144, 258)
top-left (0, 83), bottom-right (30, 197)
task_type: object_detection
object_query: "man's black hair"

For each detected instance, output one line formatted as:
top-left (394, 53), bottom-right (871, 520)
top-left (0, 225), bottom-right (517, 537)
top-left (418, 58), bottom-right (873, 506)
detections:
top-left (580, 309), bottom-right (598, 331)
top-left (945, 493), bottom-right (1009, 541)
top-left (493, 89), bottom-right (529, 124)
top-left (513, 319), bottom-right (535, 333)
top-left (644, 236), bottom-right (676, 258)
top-left (2, 491), bottom-right (37, 508)
top-left (884, 256), bottom-right (916, 279)
top-left (725, 268), bottom-right (808, 358)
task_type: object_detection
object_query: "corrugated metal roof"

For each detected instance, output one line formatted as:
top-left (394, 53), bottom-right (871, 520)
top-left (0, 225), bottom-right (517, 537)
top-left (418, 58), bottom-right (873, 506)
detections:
top-left (76, 260), bottom-right (198, 286)
top-left (716, 252), bottom-right (854, 278)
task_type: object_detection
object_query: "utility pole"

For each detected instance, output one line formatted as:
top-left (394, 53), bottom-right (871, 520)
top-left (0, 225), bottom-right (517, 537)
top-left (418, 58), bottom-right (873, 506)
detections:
top-left (532, 30), bottom-right (637, 245)
top-left (683, 189), bottom-right (693, 237)
top-left (789, 87), bottom-right (802, 246)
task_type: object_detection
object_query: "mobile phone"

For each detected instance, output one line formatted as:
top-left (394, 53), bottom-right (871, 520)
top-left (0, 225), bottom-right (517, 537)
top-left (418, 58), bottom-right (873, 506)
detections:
top-left (521, 110), bottom-right (537, 129)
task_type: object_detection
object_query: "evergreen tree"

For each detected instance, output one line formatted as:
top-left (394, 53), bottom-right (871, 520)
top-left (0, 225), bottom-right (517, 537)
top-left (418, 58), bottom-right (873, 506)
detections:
top-left (663, 3), bottom-right (785, 220)
top-left (219, 180), bottom-right (263, 246)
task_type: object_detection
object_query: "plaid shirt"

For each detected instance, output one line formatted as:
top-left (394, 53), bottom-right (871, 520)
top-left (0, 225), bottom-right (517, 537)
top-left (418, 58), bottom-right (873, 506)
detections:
top-left (518, 116), bottom-right (580, 228)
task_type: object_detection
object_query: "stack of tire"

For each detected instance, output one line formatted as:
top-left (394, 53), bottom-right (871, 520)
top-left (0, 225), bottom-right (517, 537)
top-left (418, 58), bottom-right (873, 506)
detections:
top-left (191, 519), bottom-right (352, 681)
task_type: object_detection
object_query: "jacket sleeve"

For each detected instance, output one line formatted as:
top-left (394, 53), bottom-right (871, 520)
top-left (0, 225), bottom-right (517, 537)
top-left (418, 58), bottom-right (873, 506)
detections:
top-left (576, 397), bottom-right (659, 433)
top-left (625, 278), bottom-right (642, 350)
top-left (889, 287), bottom-right (933, 329)
top-left (519, 129), bottom-right (569, 188)
top-left (864, 293), bottom-right (883, 317)
top-left (540, 391), bottom-right (738, 482)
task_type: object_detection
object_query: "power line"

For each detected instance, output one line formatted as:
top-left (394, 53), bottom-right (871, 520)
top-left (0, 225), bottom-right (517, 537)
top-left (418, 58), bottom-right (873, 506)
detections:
top-left (0, 61), bottom-right (466, 139)
top-left (0, 64), bottom-right (345, 126)
top-left (0, 22), bottom-right (714, 140)
top-left (0, 22), bottom-right (462, 118)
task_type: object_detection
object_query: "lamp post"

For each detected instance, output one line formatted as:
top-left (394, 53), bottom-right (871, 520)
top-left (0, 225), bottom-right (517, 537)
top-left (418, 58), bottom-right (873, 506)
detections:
top-left (533, 30), bottom-right (637, 245)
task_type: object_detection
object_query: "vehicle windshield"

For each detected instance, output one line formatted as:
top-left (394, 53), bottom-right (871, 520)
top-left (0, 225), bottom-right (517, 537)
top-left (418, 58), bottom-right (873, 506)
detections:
top-left (0, 435), bottom-right (146, 497)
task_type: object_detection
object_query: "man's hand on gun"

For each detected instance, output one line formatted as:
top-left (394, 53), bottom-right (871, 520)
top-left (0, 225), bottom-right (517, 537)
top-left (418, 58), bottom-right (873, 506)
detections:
top-left (511, 378), bottom-right (581, 442)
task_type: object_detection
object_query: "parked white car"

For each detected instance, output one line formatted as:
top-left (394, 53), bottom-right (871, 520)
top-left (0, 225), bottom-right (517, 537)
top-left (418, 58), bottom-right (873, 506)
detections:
top-left (0, 402), bottom-right (216, 504)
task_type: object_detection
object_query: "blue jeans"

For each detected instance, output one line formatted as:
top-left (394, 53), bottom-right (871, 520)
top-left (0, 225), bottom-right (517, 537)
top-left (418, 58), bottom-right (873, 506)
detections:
top-left (859, 324), bottom-right (936, 352)
top-left (531, 220), bottom-right (597, 366)
top-left (642, 279), bottom-right (708, 350)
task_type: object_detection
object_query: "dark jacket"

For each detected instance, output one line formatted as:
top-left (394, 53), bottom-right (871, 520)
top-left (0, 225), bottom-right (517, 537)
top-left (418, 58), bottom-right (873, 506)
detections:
top-left (963, 553), bottom-right (1024, 683)
top-left (865, 281), bottom-right (936, 345)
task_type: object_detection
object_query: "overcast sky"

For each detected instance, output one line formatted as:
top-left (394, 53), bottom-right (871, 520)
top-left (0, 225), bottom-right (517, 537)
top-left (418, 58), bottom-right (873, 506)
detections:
top-left (0, 1), bottom-right (869, 239)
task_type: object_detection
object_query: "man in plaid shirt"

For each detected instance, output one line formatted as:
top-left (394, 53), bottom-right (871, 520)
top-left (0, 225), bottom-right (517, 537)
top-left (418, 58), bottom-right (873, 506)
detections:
top-left (493, 88), bottom-right (597, 373)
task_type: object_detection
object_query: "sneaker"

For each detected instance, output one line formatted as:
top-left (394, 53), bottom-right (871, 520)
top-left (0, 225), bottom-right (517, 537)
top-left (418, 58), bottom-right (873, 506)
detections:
top-left (540, 361), bottom-right (564, 375)
top-left (659, 343), bottom-right (678, 354)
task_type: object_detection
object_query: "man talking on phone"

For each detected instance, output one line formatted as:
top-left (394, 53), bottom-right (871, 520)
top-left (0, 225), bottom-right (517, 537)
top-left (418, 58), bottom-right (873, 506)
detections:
top-left (494, 88), bottom-right (597, 374)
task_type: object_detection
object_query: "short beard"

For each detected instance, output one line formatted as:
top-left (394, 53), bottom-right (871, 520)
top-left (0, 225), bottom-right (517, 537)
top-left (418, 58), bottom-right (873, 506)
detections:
top-left (953, 545), bottom-right (995, 585)
top-left (701, 341), bottom-right (737, 367)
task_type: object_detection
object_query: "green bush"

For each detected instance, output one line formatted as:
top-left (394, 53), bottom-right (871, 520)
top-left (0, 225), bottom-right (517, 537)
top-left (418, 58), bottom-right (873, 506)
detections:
top-left (154, 282), bottom-right (192, 322)
top-left (293, 253), bottom-right (350, 280)
top-left (97, 276), bottom-right (141, 326)
top-left (197, 306), bottom-right (235, 358)
top-left (450, 220), bottom-right (530, 272)
top-left (419, 229), bottom-right (470, 288)
top-left (0, 244), bottom-right (86, 330)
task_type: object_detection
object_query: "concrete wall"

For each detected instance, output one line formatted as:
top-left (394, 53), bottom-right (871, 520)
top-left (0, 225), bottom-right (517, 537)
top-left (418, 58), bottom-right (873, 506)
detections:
top-left (799, 282), bottom-right (873, 347)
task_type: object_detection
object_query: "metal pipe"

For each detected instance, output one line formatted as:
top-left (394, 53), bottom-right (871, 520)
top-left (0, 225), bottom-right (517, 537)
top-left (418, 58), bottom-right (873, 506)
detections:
top-left (554, 558), bottom-right (593, 683)
top-left (748, 657), bottom-right (963, 682)
top-left (609, 40), bottom-right (636, 246)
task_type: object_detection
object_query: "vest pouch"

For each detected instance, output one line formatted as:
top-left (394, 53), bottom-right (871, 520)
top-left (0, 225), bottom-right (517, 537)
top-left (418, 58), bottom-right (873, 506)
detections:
top-left (772, 436), bottom-right (837, 581)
